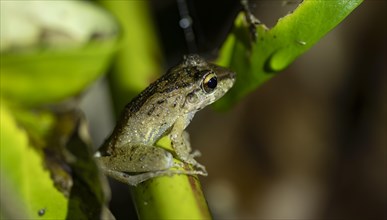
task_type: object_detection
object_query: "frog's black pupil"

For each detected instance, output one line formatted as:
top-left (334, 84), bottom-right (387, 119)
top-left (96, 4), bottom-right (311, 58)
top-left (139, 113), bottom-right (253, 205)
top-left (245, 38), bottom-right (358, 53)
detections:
top-left (207, 77), bottom-right (217, 89)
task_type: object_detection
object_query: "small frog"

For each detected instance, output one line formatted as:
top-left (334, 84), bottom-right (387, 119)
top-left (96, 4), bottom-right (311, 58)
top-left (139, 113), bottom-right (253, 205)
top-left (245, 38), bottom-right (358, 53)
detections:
top-left (96, 54), bottom-right (235, 186)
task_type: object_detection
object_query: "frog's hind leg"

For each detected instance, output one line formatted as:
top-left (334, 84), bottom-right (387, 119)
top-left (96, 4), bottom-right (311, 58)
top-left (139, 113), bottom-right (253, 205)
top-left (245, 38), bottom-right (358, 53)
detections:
top-left (103, 168), bottom-right (207, 186)
top-left (97, 144), bottom-right (175, 173)
top-left (96, 144), bottom-right (207, 186)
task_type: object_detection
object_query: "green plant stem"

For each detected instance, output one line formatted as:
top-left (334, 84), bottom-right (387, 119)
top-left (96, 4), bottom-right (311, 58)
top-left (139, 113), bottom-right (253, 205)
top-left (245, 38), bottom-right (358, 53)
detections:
top-left (131, 137), bottom-right (211, 219)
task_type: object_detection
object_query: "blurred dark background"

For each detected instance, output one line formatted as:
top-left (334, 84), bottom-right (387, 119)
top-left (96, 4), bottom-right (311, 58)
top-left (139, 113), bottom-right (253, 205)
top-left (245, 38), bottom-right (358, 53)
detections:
top-left (81, 0), bottom-right (386, 219)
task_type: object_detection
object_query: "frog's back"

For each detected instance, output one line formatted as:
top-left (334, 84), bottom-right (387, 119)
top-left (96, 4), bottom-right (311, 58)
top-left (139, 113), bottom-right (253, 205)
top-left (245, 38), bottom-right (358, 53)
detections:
top-left (99, 54), bottom-right (229, 156)
top-left (99, 56), bottom-right (203, 154)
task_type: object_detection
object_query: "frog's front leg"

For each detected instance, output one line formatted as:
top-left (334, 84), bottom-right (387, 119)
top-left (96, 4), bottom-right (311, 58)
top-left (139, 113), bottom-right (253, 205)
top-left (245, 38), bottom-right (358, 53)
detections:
top-left (96, 144), bottom-right (206, 186)
top-left (170, 118), bottom-right (207, 174)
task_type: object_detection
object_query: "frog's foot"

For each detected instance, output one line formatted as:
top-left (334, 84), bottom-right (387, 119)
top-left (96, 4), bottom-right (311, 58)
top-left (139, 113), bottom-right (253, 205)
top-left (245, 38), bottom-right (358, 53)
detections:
top-left (104, 169), bottom-right (207, 186)
top-left (176, 156), bottom-right (207, 174)
top-left (173, 161), bottom-right (207, 175)
top-left (188, 150), bottom-right (207, 173)
top-left (193, 162), bottom-right (207, 174)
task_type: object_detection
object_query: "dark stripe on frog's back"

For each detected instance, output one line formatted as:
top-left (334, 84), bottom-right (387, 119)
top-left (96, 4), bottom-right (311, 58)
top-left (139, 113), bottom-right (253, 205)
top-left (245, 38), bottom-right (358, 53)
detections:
top-left (123, 65), bottom-right (203, 117)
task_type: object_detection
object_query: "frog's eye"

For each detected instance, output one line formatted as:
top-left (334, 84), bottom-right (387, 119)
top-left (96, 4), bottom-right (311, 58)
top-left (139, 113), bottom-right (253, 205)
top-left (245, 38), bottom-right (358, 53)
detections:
top-left (202, 72), bottom-right (217, 93)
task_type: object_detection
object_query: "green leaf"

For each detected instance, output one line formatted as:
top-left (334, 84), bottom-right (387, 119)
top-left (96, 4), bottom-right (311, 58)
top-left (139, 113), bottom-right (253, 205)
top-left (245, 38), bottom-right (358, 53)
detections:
top-left (0, 102), bottom-right (67, 219)
top-left (215, 0), bottom-right (363, 108)
top-left (0, 40), bottom-right (117, 106)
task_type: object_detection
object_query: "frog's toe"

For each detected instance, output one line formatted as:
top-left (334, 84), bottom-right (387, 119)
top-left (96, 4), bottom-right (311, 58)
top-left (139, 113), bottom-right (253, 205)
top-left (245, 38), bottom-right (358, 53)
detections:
top-left (194, 162), bottom-right (207, 174)
top-left (172, 161), bottom-right (207, 175)
top-left (195, 167), bottom-right (208, 176)
top-left (190, 150), bottom-right (202, 158)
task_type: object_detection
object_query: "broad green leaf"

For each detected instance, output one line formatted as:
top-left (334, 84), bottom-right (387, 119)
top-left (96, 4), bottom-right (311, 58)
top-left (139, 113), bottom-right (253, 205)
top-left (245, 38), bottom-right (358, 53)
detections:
top-left (0, 103), bottom-right (112, 219)
top-left (0, 102), bottom-right (67, 219)
top-left (216, 0), bottom-right (363, 108)
top-left (0, 0), bottom-right (119, 106)
top-left (0, 41), bottom-right (117, 106)
top-left (0, 1), bottom-right (117, 51)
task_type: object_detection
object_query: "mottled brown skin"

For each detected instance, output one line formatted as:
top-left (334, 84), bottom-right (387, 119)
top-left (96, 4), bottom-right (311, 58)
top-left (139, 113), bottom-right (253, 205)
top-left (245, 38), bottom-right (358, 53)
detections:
top-left (97, 54), bottom-right (235, 186)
